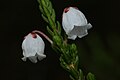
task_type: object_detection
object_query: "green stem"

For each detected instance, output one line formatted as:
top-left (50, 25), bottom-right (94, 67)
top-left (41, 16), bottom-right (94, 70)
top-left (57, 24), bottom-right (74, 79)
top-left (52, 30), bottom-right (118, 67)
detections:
top-left (37, 0), bottom-right (96, 80)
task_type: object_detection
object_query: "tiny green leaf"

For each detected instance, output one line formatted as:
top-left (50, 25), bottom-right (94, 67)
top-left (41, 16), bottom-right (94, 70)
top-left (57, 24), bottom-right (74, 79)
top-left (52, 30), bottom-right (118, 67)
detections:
top-left (57, 21), bottom-right (61, 34)
top-left (87, 72), bottom-right (96, 80)
top-left (79, 69), bottom-right (85, 80)
top-left (53, 35), bottom-right (62, 46)
top-left (74, 56), bottom-right (79, 69)
top-left (41, 0), bottom-right (46, 7)
top-left (41, 14), bottom-right (48, 23)
top-left (47, 26), bottom-right (54, 36)
top-left (51, 9), bottom-right (56, 22)
top-left (60, 56), bottom-right (69, 71)
top-left (70, 75), bottom-right (76, 80)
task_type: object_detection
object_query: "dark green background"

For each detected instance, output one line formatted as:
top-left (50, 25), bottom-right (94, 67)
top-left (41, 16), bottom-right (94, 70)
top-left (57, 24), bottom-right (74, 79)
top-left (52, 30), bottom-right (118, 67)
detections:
top-left (0, 0), bottom-right (119, 80)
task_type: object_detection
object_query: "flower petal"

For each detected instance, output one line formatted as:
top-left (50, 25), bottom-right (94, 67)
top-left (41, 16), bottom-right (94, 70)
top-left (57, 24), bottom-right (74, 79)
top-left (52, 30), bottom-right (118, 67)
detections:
top-left (37, 54), bottom-right (46, 61)
top-left (21, 57), bottom-right (27, 61)
top-left (66, 7), bottom-right (88, 26)
top-left (86, 23), bottom-right (92, 29)
top-left (68, 35), bottom-right (77, 40)
top-left (28, 56), bottom-right (37, 63)
top-left (22, 34), bottom-right (38, 57)
top-left (68, 25), bottom-right (89, 38)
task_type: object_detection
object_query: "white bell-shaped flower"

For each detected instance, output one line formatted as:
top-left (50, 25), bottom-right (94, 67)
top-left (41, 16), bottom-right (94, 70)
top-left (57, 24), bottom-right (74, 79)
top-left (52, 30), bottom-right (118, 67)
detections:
top-left (22, 32), bottom-right (46, 63)
top-left (62, 7), bottom-right (92, 40)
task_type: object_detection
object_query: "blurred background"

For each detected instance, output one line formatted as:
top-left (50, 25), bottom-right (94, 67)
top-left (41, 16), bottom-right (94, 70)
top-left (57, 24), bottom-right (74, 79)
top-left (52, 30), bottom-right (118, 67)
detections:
top-left (0, 0), bottom-right (119, 80)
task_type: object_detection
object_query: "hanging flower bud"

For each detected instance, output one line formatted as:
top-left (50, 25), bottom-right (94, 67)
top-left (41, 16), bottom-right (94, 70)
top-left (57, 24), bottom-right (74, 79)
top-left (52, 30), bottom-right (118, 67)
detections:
top-left (62, 7), bottom-right (92, 40)
top-left (22, 32), bottom-right (46, 63)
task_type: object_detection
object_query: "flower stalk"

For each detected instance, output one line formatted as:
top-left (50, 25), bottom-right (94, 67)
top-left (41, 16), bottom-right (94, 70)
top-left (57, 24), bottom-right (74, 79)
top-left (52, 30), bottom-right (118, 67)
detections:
top-left (32, 30), bottom-right (53, 44)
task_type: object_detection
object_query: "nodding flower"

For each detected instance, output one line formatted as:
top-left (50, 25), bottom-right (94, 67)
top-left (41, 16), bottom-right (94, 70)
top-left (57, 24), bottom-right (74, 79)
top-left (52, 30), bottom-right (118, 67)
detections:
top-left (21, 32), bottom-right (46, 63)
top-left (62, 7), bottom-right (92, 40)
